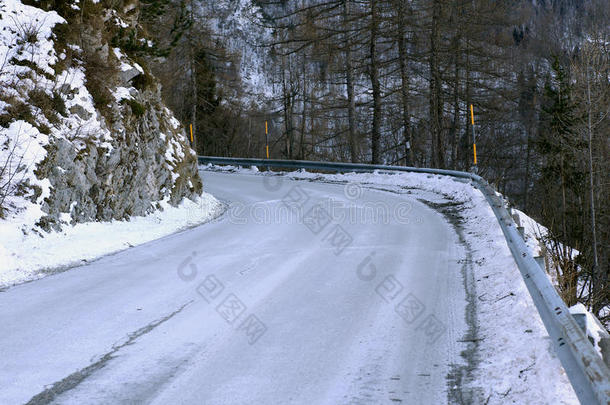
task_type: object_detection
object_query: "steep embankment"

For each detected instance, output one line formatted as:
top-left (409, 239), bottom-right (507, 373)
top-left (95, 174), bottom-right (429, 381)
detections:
top-left (0, 0), bottom-right (202, 229)
top-left (0, 0), bottom-right (221, 286)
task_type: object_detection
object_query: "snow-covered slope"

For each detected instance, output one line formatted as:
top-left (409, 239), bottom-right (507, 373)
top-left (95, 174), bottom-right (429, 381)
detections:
top-left (0, 0), bottom-right (202, 226)
top-left (197, 0), bottom-right (274, 101)
top-left (0, 0), bottom-right (218, 285)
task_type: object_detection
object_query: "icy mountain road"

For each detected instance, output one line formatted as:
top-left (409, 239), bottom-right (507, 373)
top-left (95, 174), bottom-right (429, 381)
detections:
top-left (1, 170), bottom-right (472, 405)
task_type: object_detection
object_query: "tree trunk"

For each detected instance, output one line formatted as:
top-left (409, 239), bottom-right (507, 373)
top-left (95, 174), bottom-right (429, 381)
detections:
top-left (450, 41), bottom-right (460, 169)
top-left (190, 47), bottom-right (197, 154)
top-left (300, 57), bottom-right (307, 160)
top-left (464, 36), bottom-right (472, 171)
top-left (282, 56), bottom-right (294, 159)
top-left (344, 0), bottom-right (358, 163)
top-left (397, 0), bottom-right (413, 166)
top-left (429, 0), bottom-right (444, 168)
top-left (523, 125), bottom-right (531, 211)
top-left (449, 1), bottom-right (460, 170)
top-left (585, 68), bottom-right (600, 309)
top-left (369, 0), bottom-right (381, 164)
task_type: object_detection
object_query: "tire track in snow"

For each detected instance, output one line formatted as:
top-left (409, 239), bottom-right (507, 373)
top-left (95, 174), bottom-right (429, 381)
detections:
top-left (25, 301), bottom-right (193, 405)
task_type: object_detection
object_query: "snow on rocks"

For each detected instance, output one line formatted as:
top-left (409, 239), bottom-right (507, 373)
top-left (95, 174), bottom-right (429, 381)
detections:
top-left (1, 0), bottom-right (211, 287)
top-left (1, 0), bottom-right (204, 231)
top-left (0, 0), bottom-right (65, 75)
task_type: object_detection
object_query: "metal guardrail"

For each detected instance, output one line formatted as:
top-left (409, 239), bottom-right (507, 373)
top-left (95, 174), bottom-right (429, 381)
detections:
top-left (198, 156), bottom-right (610, 405)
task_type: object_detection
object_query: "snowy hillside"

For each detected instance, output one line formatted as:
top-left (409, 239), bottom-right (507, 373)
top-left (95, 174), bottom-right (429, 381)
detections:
top-left (198, 0), bottom-right (274, 100)
top-left (0, 0), bottom-right (221, 286)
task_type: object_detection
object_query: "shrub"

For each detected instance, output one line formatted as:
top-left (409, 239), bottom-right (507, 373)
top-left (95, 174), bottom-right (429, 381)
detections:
top-left (131, 71), bottom-right (155, 91)
top-left (83, 60), bottom-right (114, 117)
top-left (52, 92), bottom-right (67, 116)
top-left (123, 99), bottom-right (146, 117)
top-left (6, 101), bottom-right (34, 125)
top-left (9, 58), bottom-right (55, 81)
top-left (0, 131), bottom-right (29, 218)
top-left (28, 89), bottom-right (60, 124)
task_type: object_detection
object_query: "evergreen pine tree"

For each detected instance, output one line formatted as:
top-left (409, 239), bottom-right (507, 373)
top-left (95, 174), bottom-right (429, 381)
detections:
top-left (536, 56), bottom-right (587, 305)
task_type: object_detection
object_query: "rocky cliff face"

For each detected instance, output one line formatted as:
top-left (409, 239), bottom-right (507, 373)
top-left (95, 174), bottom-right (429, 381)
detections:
top-left (0, 0), bottom-right (202, 231)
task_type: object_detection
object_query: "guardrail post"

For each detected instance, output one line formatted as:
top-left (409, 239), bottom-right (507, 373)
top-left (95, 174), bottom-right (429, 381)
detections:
top-left (601, 339), bottom-right (610, 369)
top-left (570, 307), bottom-right (610, 369)
top-left (512, 213), bottom-right (521, 227)
top-left (534, 256), bottom-right (545, 272)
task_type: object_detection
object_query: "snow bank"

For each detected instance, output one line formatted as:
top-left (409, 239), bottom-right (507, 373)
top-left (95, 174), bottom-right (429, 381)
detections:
top-left (570, 303), bottom-right (608, 359)
top-left (0, 193), bottom-right (223, 289)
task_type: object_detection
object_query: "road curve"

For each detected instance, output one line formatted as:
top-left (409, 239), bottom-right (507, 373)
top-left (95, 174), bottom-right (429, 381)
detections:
top-left (0, 170), bottom-right (470, 404)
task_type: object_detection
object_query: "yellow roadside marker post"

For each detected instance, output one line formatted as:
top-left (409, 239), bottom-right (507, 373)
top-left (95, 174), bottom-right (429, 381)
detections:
top-left (265, 120), bottom-right (269, 159)
top-left (470, 104), bottom-right (478, 172)
top-left (189, 124), bottom-right (194, 147)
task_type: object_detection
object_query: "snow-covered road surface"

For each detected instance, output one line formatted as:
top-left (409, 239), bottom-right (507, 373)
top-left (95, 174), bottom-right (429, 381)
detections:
top-left (1, 171), bottom-right (490, 404)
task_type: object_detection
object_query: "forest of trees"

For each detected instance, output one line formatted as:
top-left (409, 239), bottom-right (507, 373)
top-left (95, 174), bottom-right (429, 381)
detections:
top-left (133, 0), bottom-right (608, 321)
